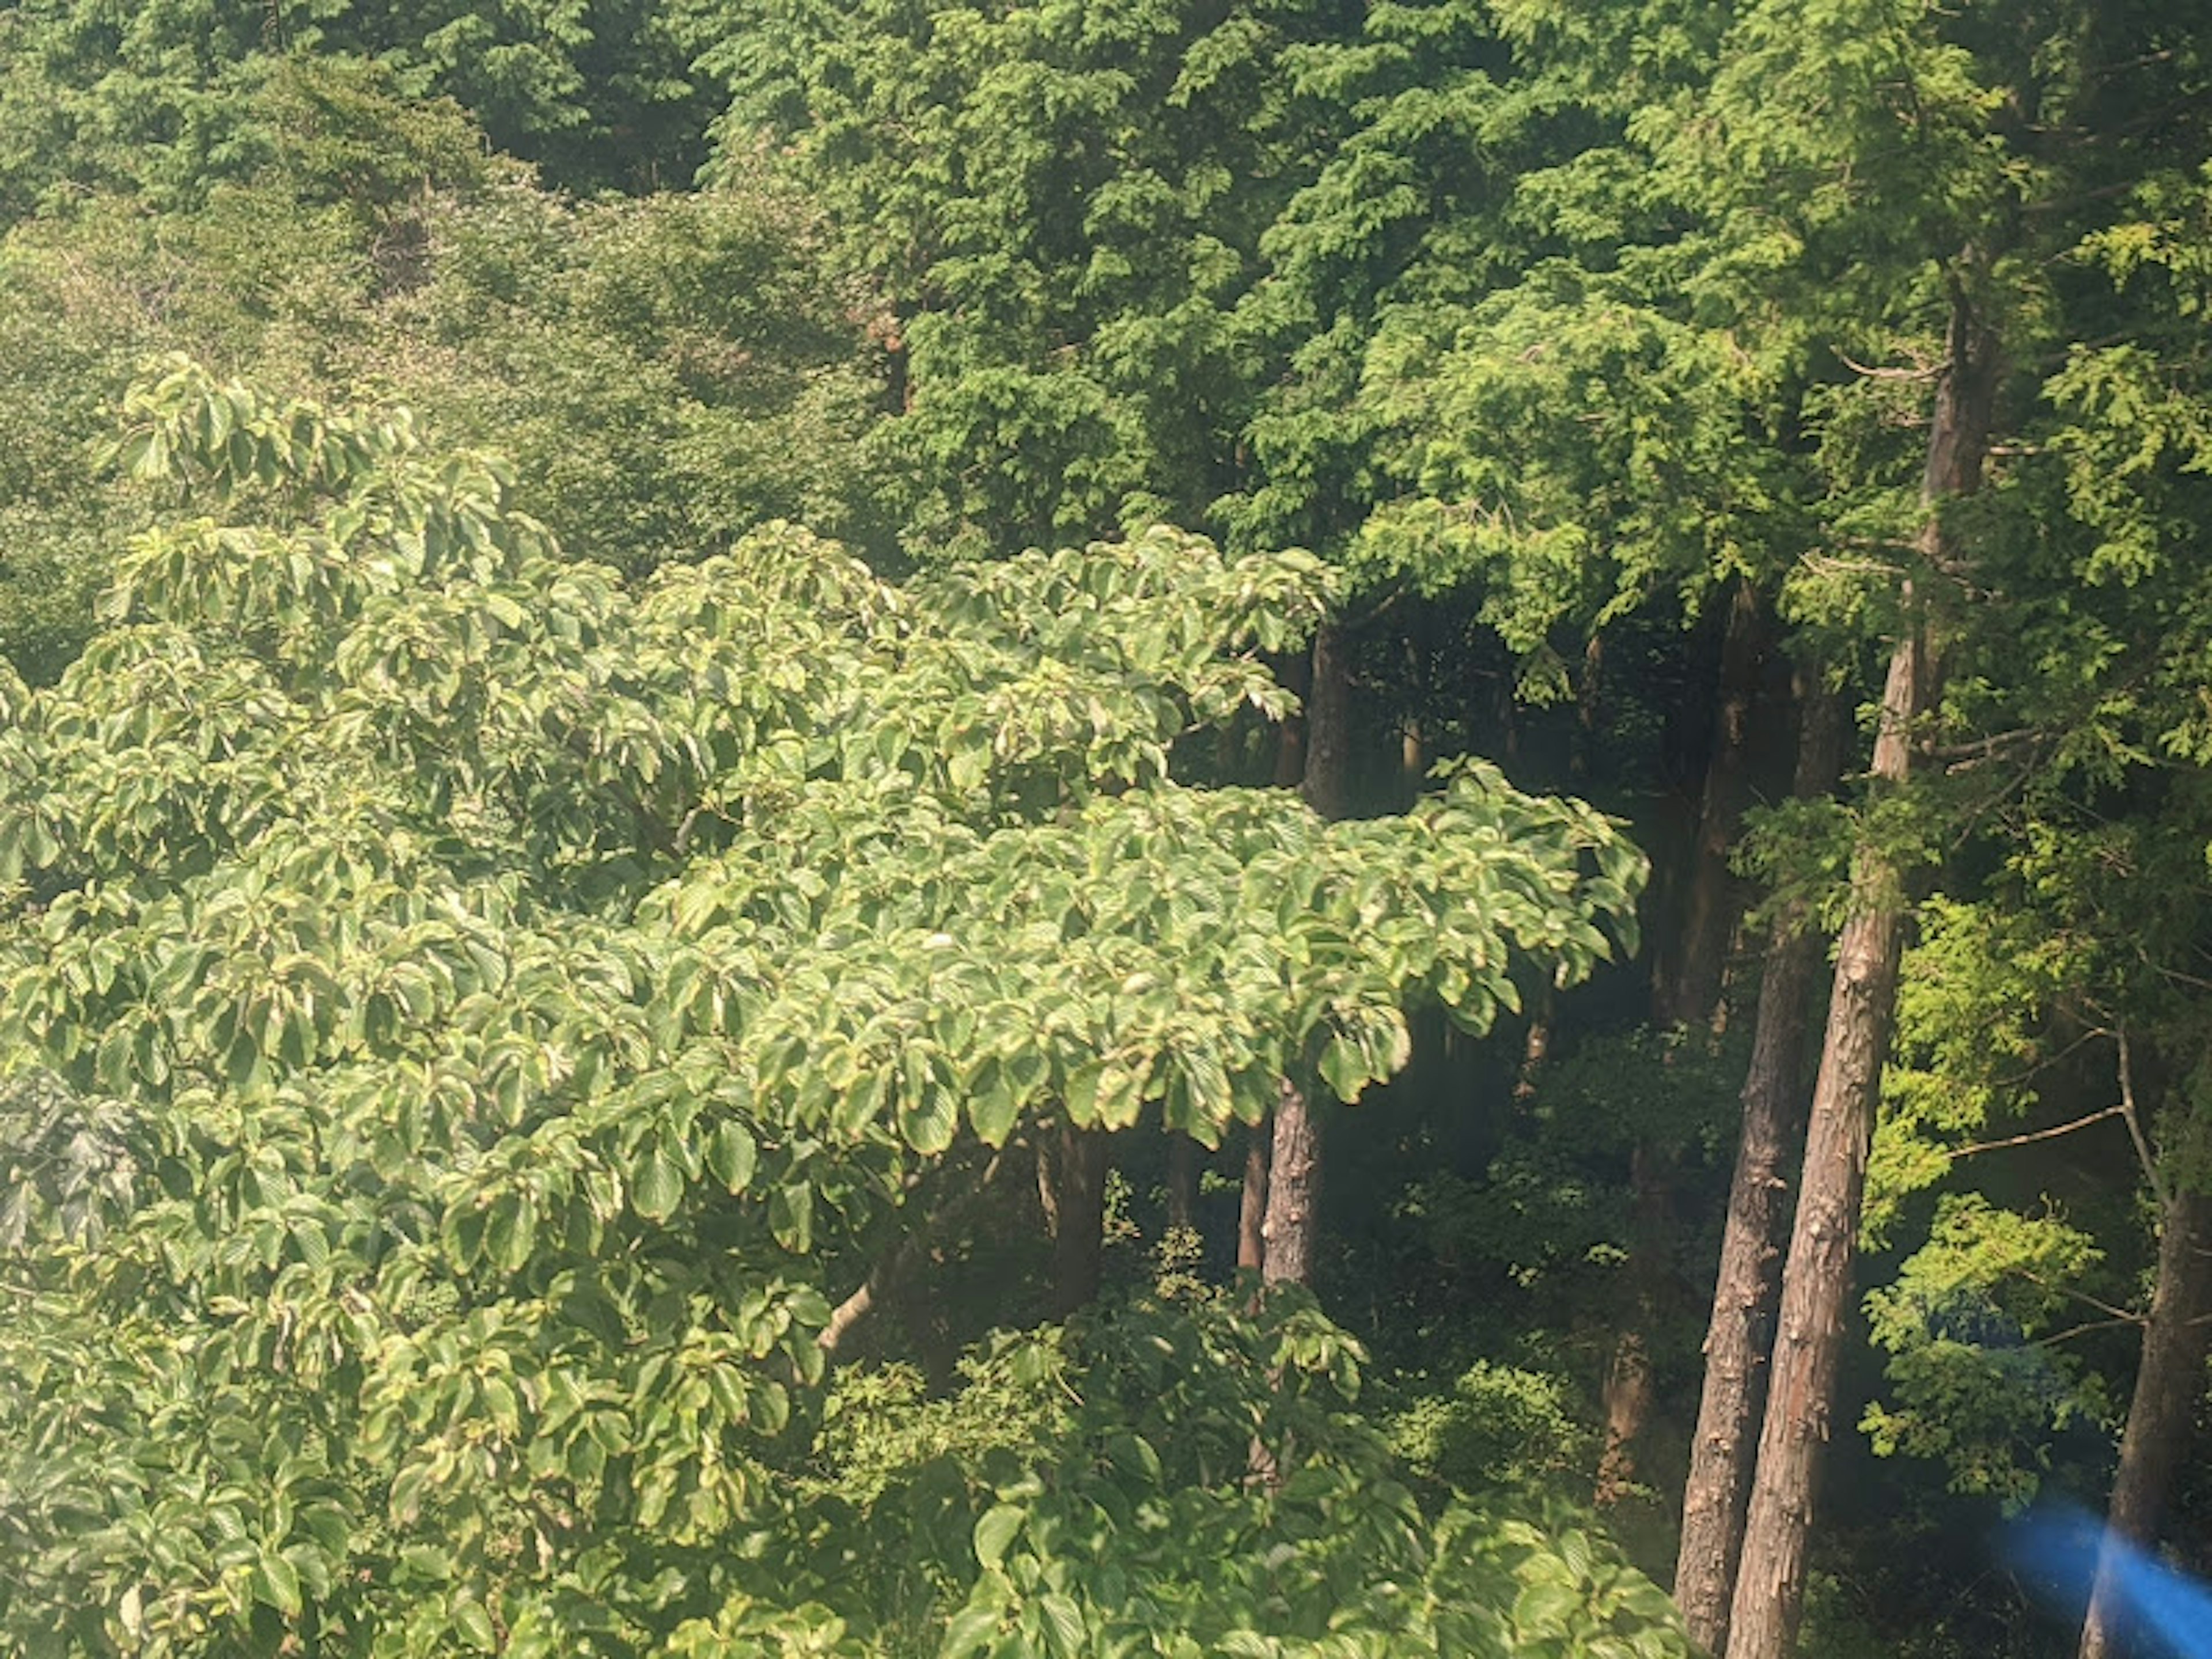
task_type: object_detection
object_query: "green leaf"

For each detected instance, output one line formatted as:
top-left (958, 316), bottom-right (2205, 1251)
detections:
top-left (1317, 1035), bottom-right (1367, 1102)
top-left (974, 1503), bottom-right (1025, 1570)
top-left (941, 1601), bottom-right (1005, 1657)
top-left (1037, 1592), bottom-right (1085, 1659)
top-left (485, 1191), bottom-right (536, 1271)
top-left (900, 1087), bottom-right (959, 1154)
top-left (768, 1181), bottom-right (814, 1253)
top-left (706, 1120), bottom-right (759, 1193)
top-left (252, 1550), bottom-right (302, 1618)
top-left (1513, 1577), bottom-right (1581, 1635)
top-left (969, 1068), bottom-right (1020, 1146)
top-left (453, 1598), bottom-right (499, 1652)
top-left (632, 1149), bottom-right (684, 1222)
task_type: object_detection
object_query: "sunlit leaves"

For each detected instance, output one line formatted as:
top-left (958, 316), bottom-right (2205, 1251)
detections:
top-left (0, 366), bottom-right (1643, 1654)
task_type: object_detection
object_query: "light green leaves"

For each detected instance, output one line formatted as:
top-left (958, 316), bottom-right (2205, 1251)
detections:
top-left (0, 365), bottom-right (1647, 1656)
top-left (708, 1119), bottom-right (760, 1193)
top-left (972, 1503), bottom-right (1027, 1570)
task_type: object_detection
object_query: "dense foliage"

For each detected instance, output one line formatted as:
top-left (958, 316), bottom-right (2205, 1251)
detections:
top-left (4, 4), bottom-right (2212, 1658)
top-left (0, 364), bottom-right (1653, 1654)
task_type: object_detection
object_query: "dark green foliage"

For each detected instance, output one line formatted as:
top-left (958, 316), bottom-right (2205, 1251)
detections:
top-left (0, 2), bottom-right (709, 206)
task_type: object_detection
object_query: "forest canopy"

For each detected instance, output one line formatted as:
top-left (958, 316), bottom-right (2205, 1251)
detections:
top-left (2, 4), bottom-right (2211, 1659)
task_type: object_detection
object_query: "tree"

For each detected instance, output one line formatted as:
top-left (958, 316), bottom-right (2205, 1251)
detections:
top-left (0, 0), bottom-right (711, 206)
top-left (1672, 672), bottom-right (1843, 1653)
top-left (0, 361), bottom-right (1652, 1653)
top-left (0, 54), bottom-right (896, 684)
top-left (1855, 145), bottom-right (2212, 1659)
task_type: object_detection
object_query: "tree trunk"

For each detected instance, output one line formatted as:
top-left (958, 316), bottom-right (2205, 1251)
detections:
top-left (1601, 585), bottom-right (1777, 1509)
top-left (1571, 631), bottom-right (1605, 782)
top-left (1725, 291), bottom-right (1998, 1659)
top-left (1301, 623), bottom-right (1350, 821)
top-left (1660, 579), bottom-right (1771, 1033)
top-left (1673, 673), bottom-right (1846, 1654)
top-left (1261, 1076), bottom-right (1322, 1287)
top-left (1165, 1133), bottom-right (1199, 1235)
top-left (1596, 1141), bottom-right (1670, 1508)
top-left (1515, 983), bottom-right (1556, 1101)
top-left (1037, 1122), bottom-right (1107, 1319)
top-left (2078, 1186), bottom-right (2212, 1659)
top-left (1272, 647), bottom-right (1310, 790)
top-left (1258, 624), bottom-right (1351, 1287)
top-left (1596, 1326), bottom-right (1656, 1508)
top-left (1238, 1114), bottom-right (1270, 1272)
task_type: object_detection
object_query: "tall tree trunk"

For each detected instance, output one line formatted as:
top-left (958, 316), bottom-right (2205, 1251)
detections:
top-left (1238, 1115), bottom-right (1270, 1272)
top-left (1165, 1133), bottom-right (1199, 1235)
top-left (1301, 623), bottom-right (1350, 821)
top-left (1261, 1077), bottom-right (1322, 1287)
top-left (1037, 1122), bottom-right (1107, 1319)
top-left (1661, 579), bottom-right (1771, 1032)
top-left (1273, 647), bottom-right (1311, 790)
top-left (1515, 983), bottom-right (1556, 1101)
top-left (1601, 584), bottom-right (1778, 1509)
top-left (1571, 631), bottom-right (1605, 782)
top-left (1260, 624), bottom-right (1352, 1286)
top-left (1725, 291), bottom-right (1998, 1659)
top-left (2078, 1185), bottom-right (2212, 1659)
top-left (1673, 673), bottom-right (1846, 1654)
top-left (1596, 1143), bottom-right (1671, 1508)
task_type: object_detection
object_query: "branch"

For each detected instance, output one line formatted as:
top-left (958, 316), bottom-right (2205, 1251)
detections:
top-left (2033, 1314), bottom-right (2147, 1347)
top-left (2116, 1025), bottom-right (2171, 1213)
top-left (1836, 350), bottom-right (1944, 382)
top-left (2018, 1271), bottom-right (2145, 1328)
top-left (1926, 727), bottom-right (2045, 764)
top-left (818, 1145), bottom-right (1013, 1355)
top-left (1950, 1104), bottom-right (2125, 1161)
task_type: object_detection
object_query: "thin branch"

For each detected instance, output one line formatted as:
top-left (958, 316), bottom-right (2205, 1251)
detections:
top-left (2018, 1271), bottom-right (2145, 1328)
top-left (2033, 1313), bottom-right (2146, 1347)
top-left (1988, 1025), bottom-right (2109, 1093)
top-left (1836, 350), bottom-right (1944, 382)
top-left (1950, 1104), bottom-right (2124, 1161)
top-left (819, 1145), bottom-right (1012, 1355)
top-left (2116, 1025), bottom-right (2171, 1212)
top-left (1926, 726), bottom-right (2044, 764)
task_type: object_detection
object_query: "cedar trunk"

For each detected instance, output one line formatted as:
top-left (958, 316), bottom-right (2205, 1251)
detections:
top-left (1661, 578), bottom-right (1771, 1031)
top-left (1601, 584), bottom-right (1775, 1508)
top-left (1672, 675), bottom-right (1846, 1654)
top-left (1724, 294), bottom-right (1998, 1659)
top-left (1039, 1122), bottom-right (1107, 1319)
top-left (1261, 1077), bottom-right (1322, 1287)
top-left (1238, 1115), bottom-right (1270, 1272)
top-left (1595, 1143), bottom-right (1672, 1507)
top-left (1260, 623), bottom-right (1351, 1286)
top-left (1300, 623), bottom-right (1350, 821)
top-left (2078, 1187), bottom-right (2212, 1659)
top-left (1165, 1133), bottom-right (1199, 1236)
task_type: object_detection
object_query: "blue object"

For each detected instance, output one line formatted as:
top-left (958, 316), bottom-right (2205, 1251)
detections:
top-left (2002, 1502), bottom-right (2212, 1658)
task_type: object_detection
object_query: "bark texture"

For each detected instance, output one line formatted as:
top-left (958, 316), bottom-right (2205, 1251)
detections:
top-left (1661, 579), bottom-right (1771, 1032)
top-left (1238, 1115), bottom-right (1270, 1272)
top-left (1300, 623), bottom-right (1350, 820)
top-left (2078, 1187), bottom-right (2212, 1659)
top-left (1594, 1327), bottom-right (1657, 1508)
top-left (1037, 1122), bottom-right (1107, 1319)
top-left (1673, 676), bottom-right (1846, 1654)
top-left (1724, 293), bottom-right (1998, 1659)
top-left (1596, 1144), bottom-right (1673, 1508)
top-left (1601, 587), bottom-right (1777, 1510)
top-left (1260, 1076), bottom-right (1322, 1287)
top-left (1165, 1133), bottom-right (1199, 1236)
top-left (1258, 623), bottom-right (1351, 1286)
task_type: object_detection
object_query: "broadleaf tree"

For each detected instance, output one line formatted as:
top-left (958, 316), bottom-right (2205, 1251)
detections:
top-left (0, 361), bottom-right (1662, 1656)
